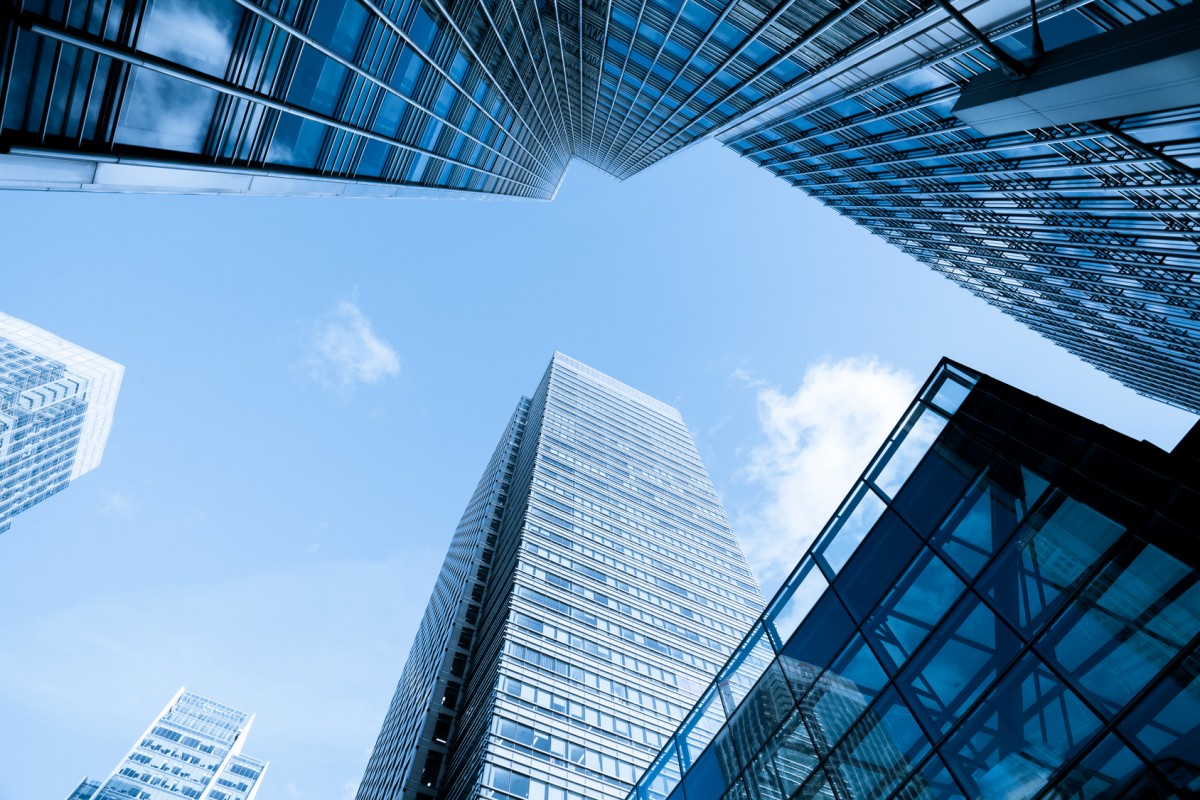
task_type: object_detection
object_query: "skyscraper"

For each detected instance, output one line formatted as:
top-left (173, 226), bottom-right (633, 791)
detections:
top-left (1, 0), bottom-right (1197, 411)
top-left (356, 353), bottom-right (763, 800)
top-left (0, 311), bottom-right (123, 534)
top-left (718, 0), bottom-right (1200, 415)
top-left (66, 687), bottom-right (268, 800)
top-left (626, 358), bottom-right (1200, 800)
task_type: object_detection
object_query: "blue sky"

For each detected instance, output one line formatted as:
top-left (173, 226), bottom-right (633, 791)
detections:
top-left (0, 140), bottom-right (1194, 800)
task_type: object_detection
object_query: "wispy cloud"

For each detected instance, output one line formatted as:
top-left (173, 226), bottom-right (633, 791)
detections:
top-left (303, 297), bottom-right (400, 392)
top-left (98, 490), bottom-right (138, 519)
top-left (738, 356), bottom-right (918, 594)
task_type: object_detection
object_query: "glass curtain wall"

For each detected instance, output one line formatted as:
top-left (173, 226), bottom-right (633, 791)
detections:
top-left (627, 359), bottom-right (1200, 800)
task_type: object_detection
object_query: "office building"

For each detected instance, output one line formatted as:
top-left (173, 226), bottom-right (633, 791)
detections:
top-left (718, 0), bottom-right (1200, 414)
top-left (0, 311), bottom-right (123, 534)
top-left (65, 688), bottom-right (267, 800)
top-left (626, 358), bottom-right (1200, 800)
top-left (2, 0), bottom-right (1197, 410)
top-left (356, 353), bottom-right (763, 800)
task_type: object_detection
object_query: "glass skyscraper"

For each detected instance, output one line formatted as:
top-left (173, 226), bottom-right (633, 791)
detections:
top-left (1, 0), bottom-right (1197, 410)
top-left (356, 353), bottom-right (763, 800)
top-left (0, 311), bottom-right (123, 534)
top-left (717, 0), bottom-right (1200, 416)
top-left (66, 687), bottom-right (268, 800)
top-left (625, 359), bottom-right (1200, 800)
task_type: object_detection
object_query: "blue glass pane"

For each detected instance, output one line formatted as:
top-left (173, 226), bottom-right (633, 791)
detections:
top-left (724, 662), bottom-right (796, 770)
top-left (926, 370), bottom-right (974, 416)
top-left (1043, 732), bottom-right (1151, 799)
top-left (869, 403), bottom-right (949, 499)
top-left (945, 653), bottom-right (1102, 798)
top-left (827, 635), bottom-right (887, 704)
top-left (977, 492), bottom-right (1124, 634)
top-left (862, 548), bottom-right (966, 675)
top-left (824, 688), bottom-right (932, 799)
top-left (894, 591), bottom-right (1020, 736)
top-left (815, 483), bottom-right (887, 575)
top-left (780, 592), bottom-right (854, 675)
top-left (682, 740), bottom-right (728, 800)
top-left (834, 511), bottom-right (921, 621)
top-left (765, 561), bottom-right (829, 649)
top-left (929, 460), bottom-right (1031, 579)
top-left (1040, 542), bottom-right (1194, 716)
top-left (891, 444), bottom-right (976, 535)
top-left (679, 688), bottom-right (726, 771)
top-left (308, 0), bottom-right (368, 59)
top-left (896, 753), bottom-right (965, 800)
top-left (739, 748), bottom-right (784, 800)
top-left (753, 710), bottom-right (817, 797)
top-left (1118, 653), bottom-right (1200, 766)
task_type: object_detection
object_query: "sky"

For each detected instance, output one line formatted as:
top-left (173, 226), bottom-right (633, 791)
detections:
top-left (0, 140), bottom-right (1195, 800)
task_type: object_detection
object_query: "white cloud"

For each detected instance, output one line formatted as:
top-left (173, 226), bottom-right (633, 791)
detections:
top-left (304, 298), bottom-right (401, 392)
top-left (98, 490), bottom-right (138, 519)
top-left (738, 357), bottom-right (918, 594)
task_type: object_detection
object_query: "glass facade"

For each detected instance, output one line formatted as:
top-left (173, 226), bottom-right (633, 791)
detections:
top-left (626, 359), bottom-right (1200, 800)
top-left (356, 353), bottom-right (763, 800)
top-left (2, 0), bottom-right (1198, 410)
top-left (0, 311), bottom-right (124, 534)
top-left (66, 687), bottom-right (268, 800)
top-left (716, 0), bottom-right (1200, 414)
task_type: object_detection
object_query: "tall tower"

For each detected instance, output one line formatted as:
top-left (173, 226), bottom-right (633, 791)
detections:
top-left (0, 311), bottom-right (123, 534)
top-left (65, 688), bottom-right (267, 800)
top-left (356, 353), bottom-right (763, 800)
top-left (2, 0), bottom-right (1198, 412)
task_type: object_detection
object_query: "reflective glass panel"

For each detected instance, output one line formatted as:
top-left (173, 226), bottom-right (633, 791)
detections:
top-left (977, 493), bottom-right (1124, 634)
top-left (824, 688), bottom-right (932, 800)
top-left (1118, 652), bottom-right (1200, 767)
top-left (891, 444), bottom-right (975, 536)
top-left (834, 511), bottom-right (922, 621)
top-left (1042, 732), bottom-right (1150, 799)
top-left (780, 592), bottom-right (855, 677)
top-left (945, 652), bottom-right (1102, 799)
top-left (928, 459), bottom-right (1038, 580)
top-left (759, 710), bottom-right (818, 797)
top-left (814, 483), bottom-right (886, 575)
top-left (725, 662), bottom-right (796, 770)
top-left (862, 547), bottom-right (966, 675)
top-left (765, 561), bottom-right (829, 649)
top-left (679, 688), bottom-right (726, 771)
top-left (641, 740), bottom-right (682, 800)
top-left (926, 370), bottom-right (975, 416)
top-left (1040, 542), bottom-right (1194, 716)
top-left (894, 591), bottom-right (1020, 737)
top-left (869, 404), bottom-right (949, 499)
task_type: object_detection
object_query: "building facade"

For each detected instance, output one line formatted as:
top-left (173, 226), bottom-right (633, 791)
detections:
top-left (66, 688), bottom-right (267, 800)
top-left (356, 353), bottom-right (763, 800)
top-left (0, 311), bottom-right (123, 534)
top-left (625, 359), bottom-right (1200, 800)
top-left (716, 0), bottom-right (1200, 415)
top-left (1, 0), bottom-right (1198, 411)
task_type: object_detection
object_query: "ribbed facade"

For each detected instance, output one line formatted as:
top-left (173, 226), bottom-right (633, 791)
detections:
top-left (0, 312), bottom-right (123, 534)
top-left (356, 353), bottom-right (763, 800)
